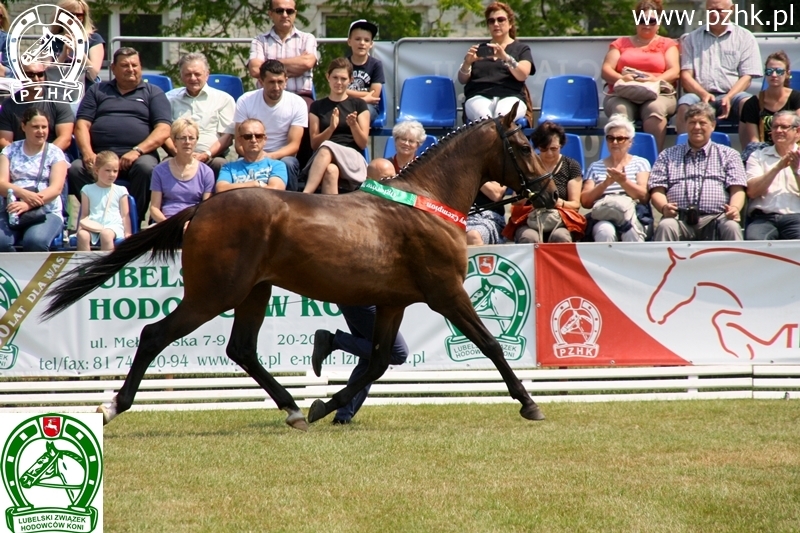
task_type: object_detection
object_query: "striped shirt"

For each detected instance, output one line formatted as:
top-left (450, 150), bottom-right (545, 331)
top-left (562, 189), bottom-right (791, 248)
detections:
top-left (648, 142), bottom-right (747, 213)
top-left (166, 84), bottom-right (236, 153)
top-left (248, 27), bottom-right (317, 94)
top-left (679, 24), bottom-right (762, 95)
top-left (584, 155), bottom-right (651, 197)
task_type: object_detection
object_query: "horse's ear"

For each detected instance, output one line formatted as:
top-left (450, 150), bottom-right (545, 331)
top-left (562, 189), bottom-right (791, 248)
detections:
top-left (502, 102), bottom-right (520, 129)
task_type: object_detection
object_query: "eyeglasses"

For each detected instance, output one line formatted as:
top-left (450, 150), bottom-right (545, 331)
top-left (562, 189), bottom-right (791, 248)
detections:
top-left (175, 136), bottom-right (197, 142)
top-left (272, 8), bottom-right (296, 15)
top-left (606, 135), bottom-right (630, 143)
top-left (24, 71), bottom-right (46, 79)
top-left (765, 67), bottom-right (786, 76)
top-left (638, 18), bottom-right (658, 25)
top-left (486, 16), bottom-right (508, 25)
top-left (396, 138), bottom-right (420, 145)
top-left (772, 124), bottom-right (796, 131)
top-left (240, 133), bottom-right (266, 141)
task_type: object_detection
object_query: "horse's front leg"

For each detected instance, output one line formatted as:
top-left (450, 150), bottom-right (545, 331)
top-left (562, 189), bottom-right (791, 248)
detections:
top-left (431, 289), bottom-right (544, 421)
top-left (307, 306), bottom-right (404, 423)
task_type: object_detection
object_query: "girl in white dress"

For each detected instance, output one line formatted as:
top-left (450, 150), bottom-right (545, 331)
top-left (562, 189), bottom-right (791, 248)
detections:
top-left (77, 151), bottom-right (131, 251)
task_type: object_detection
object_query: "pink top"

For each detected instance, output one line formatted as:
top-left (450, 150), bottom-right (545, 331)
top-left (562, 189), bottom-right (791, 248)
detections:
top-left (610, 36), bottom-right (678, 88)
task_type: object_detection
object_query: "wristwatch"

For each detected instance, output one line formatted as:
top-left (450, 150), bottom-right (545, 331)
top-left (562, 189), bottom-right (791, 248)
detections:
top-left (204, 149), bottom-right (213, 159)
top-left (132, 146), bottom-right (143, 155)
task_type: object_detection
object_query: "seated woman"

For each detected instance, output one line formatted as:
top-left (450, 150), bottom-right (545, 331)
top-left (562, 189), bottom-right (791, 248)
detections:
top-left (600, 0), bottom-right (678, 151)
top-left (503, 121), bottom-right (583, 243)
top-left (466, 182), bottom-right (507, 245)
top-left (0, 108), bottom-right (68, 252)
top-left (302, 58), bottom-right (370, 194)
top-left (149, 118), bottom-right (214, 223)
top-left (457, 1), bottom-right (533, 123)
top-left (740, 51), bottom-right (800, 163)
top-left (581, 114), bottom-right (650, 242)
top-left (367, 120), bottom-right (427, 179)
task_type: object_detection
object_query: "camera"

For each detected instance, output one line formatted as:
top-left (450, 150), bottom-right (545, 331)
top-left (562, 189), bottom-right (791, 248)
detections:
top-left (679, 204), bottom-right (700, 226)
top-left (477, 44), bottom-right (493, 58)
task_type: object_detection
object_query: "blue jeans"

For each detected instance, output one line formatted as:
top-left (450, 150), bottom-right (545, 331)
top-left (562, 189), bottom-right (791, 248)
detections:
top-left (677, 92), bottom-right (752, 123)
top-left (745, 212), bottom-right (800, 240)
top-left (281, 156), bottom-right (300, 192)
top-left (333, 305), bottom-right (409, 422)
top-left (0, 212), bottom-right (63, 251)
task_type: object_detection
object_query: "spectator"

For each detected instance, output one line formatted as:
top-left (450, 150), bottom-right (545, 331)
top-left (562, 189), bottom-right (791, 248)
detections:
top-left (466, 181), bottom-right (507, 245)
top-left (0, 108), bottom-right (68, 252)
top-left (68, 47), bottom-right (172, 224)
top-left (165, 52), bottom-right (235, 178)
top-left (504, 121), bottom-right (583, 243)
top-left (457, 1), bottom-right (533, 123)
top-left (149, 118), bottom-right (214, 223)
top-left (234, 60), bottom-right (306, 191)
top-left (367, 120), bottom-right (426, 179)
top-left (247, 0), bottom-right (317, 106)
top-left (649, 103), bottom-right (746, 241)
top-left (0, 3), bottom-right (11, 76)
top-left (51, 0), bottom-right (105, 90)
top-left (675, 0), bottom-right (761, 134)
top-left (744, 111), bottom-right (800, 240)
top-left (601, 0), bottom-right (678, 151)
top-left (346, 20), bottom-right (384, 122)
top-left (0, 62), bottom-right (75, 153)
top-left (76, 151), bottom-right (131, 251)
top-left (739, 51), bottom-right (800, 163)
top-left (216, 119), bottom-right (288, 192)
top-left (302, 58), bottom-right (369, 195)
top-left (581, 114), bottom-right (650, 242)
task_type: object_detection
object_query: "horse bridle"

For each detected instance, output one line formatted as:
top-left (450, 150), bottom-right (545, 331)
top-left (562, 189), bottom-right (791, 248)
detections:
top-left (469, 117), bottom-right (553, 216)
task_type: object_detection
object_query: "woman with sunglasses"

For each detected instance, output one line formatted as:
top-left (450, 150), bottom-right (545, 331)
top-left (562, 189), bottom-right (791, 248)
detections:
top-left (740, 51), bottom-right (800, 162)
top-left (457, 1), bottom-right (533, 123)
top-left (149, 118), bottom-right (213, 224)
top-left (581, 114), bottom-right (651, 242)
top-left (600, 0), bottom-right (678, 151)
top-left (51, 0), bottom-right (105, 89)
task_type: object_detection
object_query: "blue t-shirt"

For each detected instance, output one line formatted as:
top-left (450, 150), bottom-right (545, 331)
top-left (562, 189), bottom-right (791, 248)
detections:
top-left (218, 157), bottom-right (288, 186)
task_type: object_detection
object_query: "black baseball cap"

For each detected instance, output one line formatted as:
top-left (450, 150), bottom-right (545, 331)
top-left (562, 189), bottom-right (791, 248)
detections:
top-left (349, 19), bottom-right (378, 38)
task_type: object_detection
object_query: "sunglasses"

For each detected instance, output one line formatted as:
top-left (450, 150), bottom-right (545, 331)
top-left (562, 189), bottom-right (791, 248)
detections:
top-left (638, 18), bottom-right (658, 25)
top-left (24, 71), bottom-right (46, 79)
top-left (606, 135), bottom-right (630, 143)
top-left (240, 133), bottom-right (266, 141)
top-left (765, 67), bottom-right (786, 76)
top-left (486, 16), bottom-right (508, 25)
top-left (72, 12), bottom-right (85, 18)
top-left (272, 8), bottom-right (296, 15)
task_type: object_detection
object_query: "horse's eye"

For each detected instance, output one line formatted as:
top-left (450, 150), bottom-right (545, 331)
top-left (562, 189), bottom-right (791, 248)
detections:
top-left (519, 144), bottom-right (532, 154)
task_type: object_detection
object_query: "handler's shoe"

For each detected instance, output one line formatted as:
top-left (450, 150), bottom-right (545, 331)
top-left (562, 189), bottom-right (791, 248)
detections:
top-left (312, 329), bottom-right (334, 377)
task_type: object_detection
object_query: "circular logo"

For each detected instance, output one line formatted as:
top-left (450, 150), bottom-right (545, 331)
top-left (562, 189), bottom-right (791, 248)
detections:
top-left (550, 297), bottom-right (602, 359)
top-left (0, 268), bottom-right (21, 370)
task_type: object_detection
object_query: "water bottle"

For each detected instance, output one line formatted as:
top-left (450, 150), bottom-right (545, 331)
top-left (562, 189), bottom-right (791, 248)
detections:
top-left (6, 190), bottom-right (18, 226)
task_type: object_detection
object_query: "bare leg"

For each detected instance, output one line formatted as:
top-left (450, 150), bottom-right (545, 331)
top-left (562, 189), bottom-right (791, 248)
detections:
top-left (321, 163), bottom-right (340, 195)
top-left (303, 147), bottom-right (333, 194)
top-left (675, 104), bottom-right (689, 134)
top-left (643, 116), bottom-right (667, 152)
top-left (466, 230), bottom-right (484, 245)
top-left (76, 229), bottom-right (91, 251)
top-left (99, 228), bottom-right (116, 251)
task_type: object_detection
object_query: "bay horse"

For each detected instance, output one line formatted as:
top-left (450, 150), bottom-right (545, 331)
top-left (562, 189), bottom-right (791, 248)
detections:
top-left (43, 105), bottom-right (557, 430)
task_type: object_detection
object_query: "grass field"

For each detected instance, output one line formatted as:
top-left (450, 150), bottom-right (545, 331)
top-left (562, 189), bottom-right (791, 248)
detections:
top-left (103, 400), bottom-right (800, 532)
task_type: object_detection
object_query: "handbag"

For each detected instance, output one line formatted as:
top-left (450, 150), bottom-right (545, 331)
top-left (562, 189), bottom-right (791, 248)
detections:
top-left (79, 186), bottom-right (114, 233)
top-left (606, 67), bottom-right (676, 104)
top-left (8, 143), bottom-right (49, 230)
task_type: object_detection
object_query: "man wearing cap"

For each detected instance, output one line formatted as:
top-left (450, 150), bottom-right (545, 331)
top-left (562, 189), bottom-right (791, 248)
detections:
top-left (346, 20), bottom-right (385, 122)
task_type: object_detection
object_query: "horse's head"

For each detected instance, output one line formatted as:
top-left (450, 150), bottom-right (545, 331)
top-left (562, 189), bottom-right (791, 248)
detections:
top-left (646, 248), bottom-right (694, 325)
top-left (492, 103), bottom-right (558, 209)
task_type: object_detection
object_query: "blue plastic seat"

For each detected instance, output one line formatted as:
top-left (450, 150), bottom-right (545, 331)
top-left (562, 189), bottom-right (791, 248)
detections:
top-left (383, 135), bottom-right (438, 159)
top-left (539, 75), bottom-right (599, 128)
top-left (371, 87), bottom-right (387, 129)
top-left (761, 70), bottom-right (800, 90)
top-left (207, 74), bottom-right (244, 101)
top-left (675, 132), bottom-right (732, 147)
top-left (560, 133), bottom-right (585, 172)
top-left (142, 74), bottom-right (173, 93)
top-left (69, 195), bottom-right (139, 249)
top-left (397, 76), bottom-right (457, 129)
top-left (599, 132), bottom-right (658, 165)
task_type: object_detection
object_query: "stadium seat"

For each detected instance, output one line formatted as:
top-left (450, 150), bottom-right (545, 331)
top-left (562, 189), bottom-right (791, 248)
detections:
top-left (675, 132), bottom-right (732, 147)
top-left (761, 70), bottom-right (800, 90)
top-left (397, 76), bottom-right (457, 129)
top-left (599, 131), bottom-right (658, 165)
top-left (208, 74), bottom-right (244, 101)
top-left (539, 75), bottom-right (599, 128)
top-left (560, 133), bottom-right (585, 171)
top-left (69, 195), bottom-right (139, 249)
top-left (142, 74), bottom-right (173, 93)
top-left (383, 135), bottom-right (438, 159)
top-left (371, 87), bottom-right (387, 129)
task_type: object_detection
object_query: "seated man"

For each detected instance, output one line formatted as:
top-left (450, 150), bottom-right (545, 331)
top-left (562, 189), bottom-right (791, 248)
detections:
top-left (216, 119), bottom-right (288, 192)
top-left (165, 52), bottom-right (235, 178)
top-left (0, 62), bottom-right (74, 153)
top-left (68, 47), bottom-right (172, 223)
top-left (744, 111), bottom-right (800, 240)
top-left (234, 60), bottom-right (307, 191)
top-left (649, 103), bottom-right (746, 241)
top-left (675, 0), bottom-right (762, 134)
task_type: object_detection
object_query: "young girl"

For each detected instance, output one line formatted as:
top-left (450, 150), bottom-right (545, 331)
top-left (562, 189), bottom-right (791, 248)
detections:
top-left (76, 151), bottom-right (131, 251)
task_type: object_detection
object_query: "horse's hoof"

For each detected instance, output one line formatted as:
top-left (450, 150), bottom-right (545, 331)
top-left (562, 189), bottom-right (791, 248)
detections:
top-left (96, 404), bottom-right (114, 425)
top-left (308, 399), bottom-right (328, 424)
top-left (520, 403), bottom-right (545, 421)
top-left (285, 410), bottom-right (308, 432)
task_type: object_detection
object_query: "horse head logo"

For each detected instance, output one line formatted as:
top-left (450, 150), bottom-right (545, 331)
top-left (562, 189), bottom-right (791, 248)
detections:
top-left (646, 247), bottom-right (694, 325)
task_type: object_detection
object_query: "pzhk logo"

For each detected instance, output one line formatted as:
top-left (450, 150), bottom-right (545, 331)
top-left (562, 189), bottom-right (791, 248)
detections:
top-left (551, 297), bottom-right (602, 359)
top-left (445, 254), bottom-right (530, 362)
top-left (0, 269), bottom-right (22, 371)
top-left (2, 414), bottom-right (103, 533)
top-left (8, 5), bottom-right (88, 104)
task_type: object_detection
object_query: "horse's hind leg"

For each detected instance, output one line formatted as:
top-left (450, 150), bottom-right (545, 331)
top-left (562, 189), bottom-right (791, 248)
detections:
top-left (430, 290), bottom-right (544, 421)
top-left (99, 302), bottom-right (220, 424)
top-left (226, 282), bottom-right (308, 431)
top-left (307, 306), bottom-right (404, 423)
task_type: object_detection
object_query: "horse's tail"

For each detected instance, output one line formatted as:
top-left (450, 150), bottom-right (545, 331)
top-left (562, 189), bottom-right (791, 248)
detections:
top-left (41, 205), bottom-right (200, 321)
